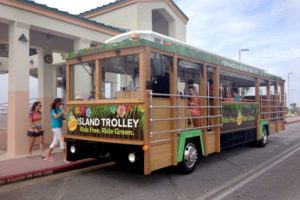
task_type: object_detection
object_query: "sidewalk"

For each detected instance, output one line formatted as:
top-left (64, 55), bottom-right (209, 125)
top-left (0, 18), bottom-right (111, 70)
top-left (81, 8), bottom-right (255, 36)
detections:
top-left (286, 116), bottom-right (300, 124)
top-left (0, 151), bottom-right (107, 186)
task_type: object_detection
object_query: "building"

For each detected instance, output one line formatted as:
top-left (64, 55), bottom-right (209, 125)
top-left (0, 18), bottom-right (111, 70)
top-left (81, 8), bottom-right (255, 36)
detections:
top-left (0, 0), bottom-right (188, 155)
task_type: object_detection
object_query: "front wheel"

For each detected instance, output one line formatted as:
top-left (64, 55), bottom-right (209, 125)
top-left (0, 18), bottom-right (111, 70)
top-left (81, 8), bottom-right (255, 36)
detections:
top-left (258, 126), bottom-right (268, 147)
top-left (177, 140), bottom-right (198, 174)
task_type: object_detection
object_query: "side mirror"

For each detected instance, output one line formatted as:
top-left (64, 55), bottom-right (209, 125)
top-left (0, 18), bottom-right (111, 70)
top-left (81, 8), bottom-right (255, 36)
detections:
top-left (146, 78), bottom-right (158, 90)
top-left (146, 80), bottom-right (153, 90)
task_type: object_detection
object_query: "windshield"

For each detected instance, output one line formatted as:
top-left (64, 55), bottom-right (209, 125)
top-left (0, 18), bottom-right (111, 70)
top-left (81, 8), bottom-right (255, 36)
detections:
top-left (69, 54), bottom-right (140, 101)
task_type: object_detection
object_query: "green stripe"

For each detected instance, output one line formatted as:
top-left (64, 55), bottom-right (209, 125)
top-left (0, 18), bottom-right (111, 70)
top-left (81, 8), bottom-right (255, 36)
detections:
top-left (260, 120), bottom-right (269, 138)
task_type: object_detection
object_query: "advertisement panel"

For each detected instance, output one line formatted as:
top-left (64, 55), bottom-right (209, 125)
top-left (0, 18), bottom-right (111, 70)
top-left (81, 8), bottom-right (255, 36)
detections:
top-left (67, 105), bottom-right (145, 140)
top-left (221, 103), bottom-right (258, 133)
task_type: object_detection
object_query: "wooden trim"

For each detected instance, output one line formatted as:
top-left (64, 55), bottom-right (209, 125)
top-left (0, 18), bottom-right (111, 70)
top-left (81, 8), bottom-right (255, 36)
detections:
top-left (143, 47), bottom-right (151, 175)
top-left (66, 64), bottom-right (70, 102)
top-left (266, 80), bottom-right (271, 129)
top-left (139, 52), bottom-right (146, 102)
top-left (0, 0), bottom-right (121, 36)
top-left (281, 82), bottom-right (285, 130)
top-left (65, 135), bottom-right (144, 145)
top-left (66, 100), bottom-right (144, 106)
top-left (67, 46), bottom-right (145, 65)
top-left (95, 59), bottom-right (101, 100)
top-left (255, 77), bottom-right (261, 140)
top-left (213, 66), bottom-right (220, 152)
top-left (274, 82), bottom-right (279, 132)
top-left (171, 54), bottom-right (178, 165)
top-left (82, 0), bottom-right (188, 24)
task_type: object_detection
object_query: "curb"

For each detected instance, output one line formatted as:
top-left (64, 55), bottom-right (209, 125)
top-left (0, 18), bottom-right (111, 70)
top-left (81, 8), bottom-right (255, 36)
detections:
top-left (286, 120), bottom-right (300, 125)
top-left (0, 158), bottom-right (109, 186)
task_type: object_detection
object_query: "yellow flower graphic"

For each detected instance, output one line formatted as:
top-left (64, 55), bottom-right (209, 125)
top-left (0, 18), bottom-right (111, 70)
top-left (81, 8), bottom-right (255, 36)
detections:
top-left (75, 106), bottom-right (80, 115)
top-left (138, 105), bottom-right (145, 113)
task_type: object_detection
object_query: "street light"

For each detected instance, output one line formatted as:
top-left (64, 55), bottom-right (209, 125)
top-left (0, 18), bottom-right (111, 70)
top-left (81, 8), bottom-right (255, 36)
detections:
top-left (291, 89), bottom-right (296, 105)
top-left (239, 49), bottom-right (250, 62)
top-left (288, 72), bottom-right (294, 109)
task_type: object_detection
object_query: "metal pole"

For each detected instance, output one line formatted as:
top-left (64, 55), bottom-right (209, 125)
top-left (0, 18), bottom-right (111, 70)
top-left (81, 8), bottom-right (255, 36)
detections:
top-left (238, 49), bottom-right (249, 62)
top-left (287, 73), bottom-right (294, 111)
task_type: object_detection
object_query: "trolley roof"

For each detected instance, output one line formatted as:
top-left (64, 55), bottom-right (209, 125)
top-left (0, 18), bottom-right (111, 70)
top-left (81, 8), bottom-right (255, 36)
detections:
top-left (63, 31), bottom-right (284, 82)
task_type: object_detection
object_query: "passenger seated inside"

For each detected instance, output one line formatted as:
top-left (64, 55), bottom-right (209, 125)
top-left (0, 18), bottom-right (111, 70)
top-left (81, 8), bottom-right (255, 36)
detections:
top-left (188, 86), bottom-right (200, 127)
top-left (231, 88), bottom-right (241, 102)
top-left (224, 88), bottom-right (233, 101)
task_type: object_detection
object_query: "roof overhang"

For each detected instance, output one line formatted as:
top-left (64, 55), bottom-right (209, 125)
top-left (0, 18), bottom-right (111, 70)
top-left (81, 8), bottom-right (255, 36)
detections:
top-left (0, 0), bottom-right (125, 36)
top-left (81, 0), bottom-right (189, 24)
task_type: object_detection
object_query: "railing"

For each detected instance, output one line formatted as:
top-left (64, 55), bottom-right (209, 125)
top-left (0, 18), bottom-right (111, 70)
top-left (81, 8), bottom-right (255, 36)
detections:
top-left (0, 98), bottom-right (39, 134)
top-left (149, 91), bottom-right (222, 143)
top-left (260, 95), bottom-right (286, 122)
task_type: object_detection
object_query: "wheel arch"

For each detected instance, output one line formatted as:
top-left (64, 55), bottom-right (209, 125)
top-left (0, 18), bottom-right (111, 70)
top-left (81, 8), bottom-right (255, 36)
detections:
top-left (177, 129), bottom-right (204, 163)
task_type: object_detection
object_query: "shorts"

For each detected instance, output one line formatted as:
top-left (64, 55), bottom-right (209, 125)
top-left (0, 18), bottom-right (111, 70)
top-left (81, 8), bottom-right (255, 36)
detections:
top-left (27, 131), bottom-right (44, 137)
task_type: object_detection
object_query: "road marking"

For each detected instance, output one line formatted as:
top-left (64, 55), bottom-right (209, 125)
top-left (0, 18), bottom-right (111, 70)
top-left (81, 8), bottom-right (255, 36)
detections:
top-left (195, 142), bottom-right (300, 200)
top-left (0, 161), bottom-right (115, 193)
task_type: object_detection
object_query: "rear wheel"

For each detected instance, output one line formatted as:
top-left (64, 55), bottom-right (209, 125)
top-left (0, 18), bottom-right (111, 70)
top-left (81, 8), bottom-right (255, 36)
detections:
top-left (177, 139), bottom-right (198, 174)
top-left (258, 126), bottom-right (268, 147)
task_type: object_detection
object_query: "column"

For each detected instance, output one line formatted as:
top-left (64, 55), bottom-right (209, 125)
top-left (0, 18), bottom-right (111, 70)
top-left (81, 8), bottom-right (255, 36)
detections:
top-left (7, 22), bottom-right (30, 155)
top-left (38, 48), bottom-right (57, 142)
top-left (73, 38), bottom-right (91, 99)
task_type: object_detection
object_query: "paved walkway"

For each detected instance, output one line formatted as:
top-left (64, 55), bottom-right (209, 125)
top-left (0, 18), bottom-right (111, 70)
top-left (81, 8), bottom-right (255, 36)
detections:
top-left (0, 151), bottom-right (104, 185)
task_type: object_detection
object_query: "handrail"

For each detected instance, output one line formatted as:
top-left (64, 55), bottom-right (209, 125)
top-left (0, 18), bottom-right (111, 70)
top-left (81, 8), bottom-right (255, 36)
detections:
top-left (149, 91), bottom-right (223, 138)
top-left (0, 98), bottom-right (39, 133)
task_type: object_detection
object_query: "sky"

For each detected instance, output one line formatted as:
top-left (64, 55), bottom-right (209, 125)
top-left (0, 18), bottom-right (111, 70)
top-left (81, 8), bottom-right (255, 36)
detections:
top-left (0, 0), bottom-right (299, 105)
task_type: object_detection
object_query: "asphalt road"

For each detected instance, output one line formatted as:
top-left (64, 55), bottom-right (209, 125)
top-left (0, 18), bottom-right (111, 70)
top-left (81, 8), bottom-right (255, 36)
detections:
top-left (1, 123), bottom-right (300, 200)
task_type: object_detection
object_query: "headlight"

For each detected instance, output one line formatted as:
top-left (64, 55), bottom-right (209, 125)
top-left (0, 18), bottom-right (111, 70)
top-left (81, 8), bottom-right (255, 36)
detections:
top-left (128, 153), bottom-right (136, 163)
top-left (70, 145), bottom-right (76, 154)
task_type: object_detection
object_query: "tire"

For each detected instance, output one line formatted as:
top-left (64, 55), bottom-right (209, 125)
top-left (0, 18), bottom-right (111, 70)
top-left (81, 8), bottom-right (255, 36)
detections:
top-left (258, 126), bottom-right (268, 147)
top-left (177, 139), bottom-right (198, 174)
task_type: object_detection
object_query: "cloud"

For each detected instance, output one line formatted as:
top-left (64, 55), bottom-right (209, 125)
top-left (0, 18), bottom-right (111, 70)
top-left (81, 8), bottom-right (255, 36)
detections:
top-left (175, 0), bottom-right (300, 105)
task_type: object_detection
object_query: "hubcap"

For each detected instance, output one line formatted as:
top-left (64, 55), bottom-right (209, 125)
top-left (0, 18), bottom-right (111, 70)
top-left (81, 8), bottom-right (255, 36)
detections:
top-left (263, 129), bottom-right (268, 144)
top-left (184, 143), bottom-right (198, 169)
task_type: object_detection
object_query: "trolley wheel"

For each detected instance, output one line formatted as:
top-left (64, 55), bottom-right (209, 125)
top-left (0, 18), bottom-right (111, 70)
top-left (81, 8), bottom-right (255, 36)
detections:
top-left (177, 139), bottom-right (198, 174)
top-left (258, 126), bottom-right (268, 147)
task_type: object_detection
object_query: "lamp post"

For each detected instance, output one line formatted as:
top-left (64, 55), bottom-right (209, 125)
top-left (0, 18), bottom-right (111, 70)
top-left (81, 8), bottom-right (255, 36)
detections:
top-left (239, 49), bottom-right (249, 62)
top-left (288, 72), bottom-right (294, 114)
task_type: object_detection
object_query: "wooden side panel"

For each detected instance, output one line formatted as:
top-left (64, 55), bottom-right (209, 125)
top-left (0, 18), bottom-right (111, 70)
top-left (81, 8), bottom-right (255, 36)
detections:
top-left (149, 97), bottom-right (174, 172)
top-left (204, 132), bottom-right (216, 155)
top-left (179, 99), bottom-right (188, 130)
top-left (278, 121), bottom-right (283, 131)
top-left (269, 122), bottom-right (276, 134)
top-left (151, 98), bottom-right (172, 133)
top-left (150, 143), bottom-right (173, 171)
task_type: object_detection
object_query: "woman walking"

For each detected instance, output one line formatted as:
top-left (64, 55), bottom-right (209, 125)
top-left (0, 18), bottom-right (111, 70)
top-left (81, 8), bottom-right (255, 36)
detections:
top-left (27, 101), bottom-right (45, 158)
top-left (44, 98), bottom-right (69, 163)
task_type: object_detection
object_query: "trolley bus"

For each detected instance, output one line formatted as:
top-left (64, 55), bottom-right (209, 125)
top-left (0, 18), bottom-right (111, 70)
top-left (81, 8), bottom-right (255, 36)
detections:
top-left (64, 31), bottom-right (285, 174)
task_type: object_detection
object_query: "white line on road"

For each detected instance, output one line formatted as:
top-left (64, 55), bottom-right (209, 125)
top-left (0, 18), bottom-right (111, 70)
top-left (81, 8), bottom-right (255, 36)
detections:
top-left (195, 142), bottom-right (300, 200)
